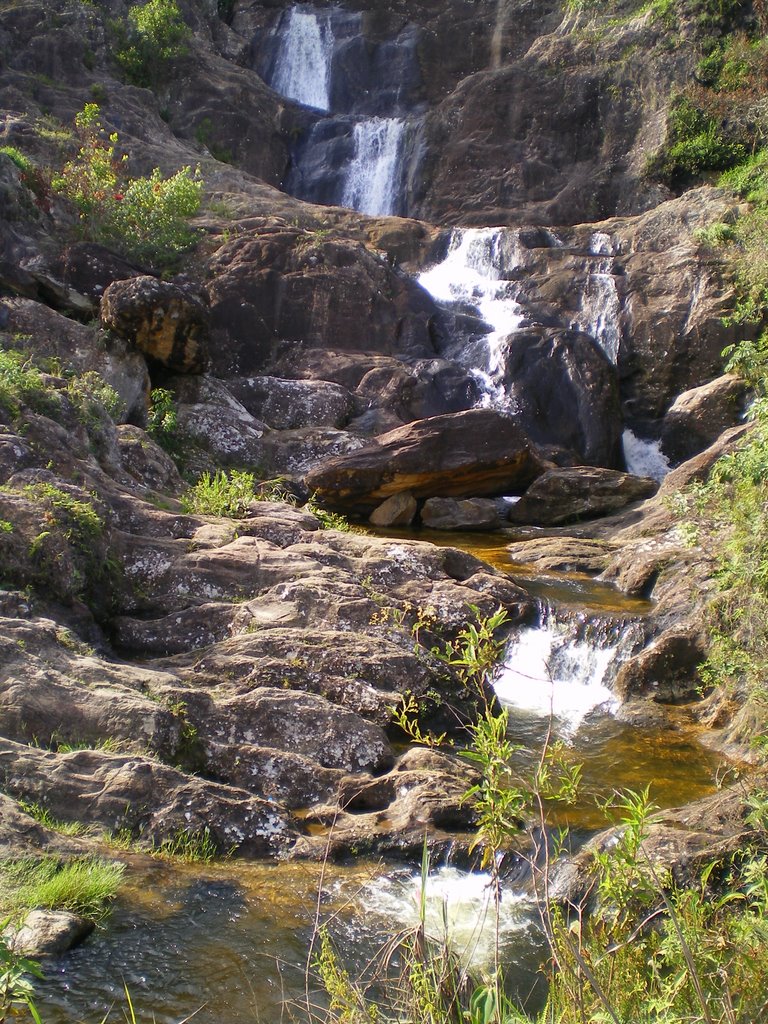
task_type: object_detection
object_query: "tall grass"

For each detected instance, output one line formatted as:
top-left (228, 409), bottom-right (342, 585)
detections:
top-left (0, 857), bottom-right (125, 923)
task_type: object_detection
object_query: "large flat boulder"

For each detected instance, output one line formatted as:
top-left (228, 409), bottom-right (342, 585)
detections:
top-left (304, 409), bottom-right (549, 512)
top-left (508, 467), bottom-right (657, 526)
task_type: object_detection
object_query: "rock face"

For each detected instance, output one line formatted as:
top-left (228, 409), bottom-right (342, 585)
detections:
top-left (305, 409), bottom-right (549, 512)
top-left (101, 277), bottom-right (210, 374)
top-left (660, 374), bottom-right (750, 464)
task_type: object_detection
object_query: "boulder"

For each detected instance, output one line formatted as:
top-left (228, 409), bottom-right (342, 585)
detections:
top-left (421, 496), bottom-right (502, 531)
top-left (101, 277), bottom-right (209, 374)
top-left (506, 536), bottom-right (619, 575)
top-left (508, 467), bottom-right (658, 526)
top-left (304, 409), bottom-right (549, 513)
top-left (660, 374), bottom-right (750, 464)
top-left (116, 426), bottom-right (184, 494)
top-left (227, 376), bottom-right (355, 430)
top-left (369, 492), bottom-right (418, 527)
top-left (7, 910), bottom-right (94, 957)
top-left (504, 329), bottom-right (622, 467)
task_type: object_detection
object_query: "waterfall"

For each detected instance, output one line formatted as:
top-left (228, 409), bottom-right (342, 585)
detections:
top-left (269, 6), bottom-right (334, 112)
top-left (360, 866), bottom-right (533, 967)
top-left (494, 608), bottom-right (640, 733)
top-left (340, 117), bottom-right (407, 217)
top-left (622, 429), bottom-right (671, 482)
top-left (572, 231), bottom-right (622, 364)
top-left (417, 228), bottom-right (525, 409)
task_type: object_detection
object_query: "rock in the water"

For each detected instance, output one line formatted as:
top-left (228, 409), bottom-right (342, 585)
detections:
top-left (6, 910), bottom-right (94, 957)
top-left (101, 277), bottom-right (209, 374)
top-left (660, 374), bottom-right (750, 464)
top-left (421, 496), bottom-right (502, 531)
top-left (369, 492), bottom-right (418, 527)
top-left (305, 409), bottom-right (549, 513)
top-left (506, 536), bottom-right (619, 575)
top-left (508, 467), bottom-right (657, 526)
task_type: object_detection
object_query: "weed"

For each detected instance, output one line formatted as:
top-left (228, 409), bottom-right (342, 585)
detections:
top-left (0, 929), bottom-right (42, 1024)
top-left (151, 827), bottom-right (218, 864)
top-left (17, 800), bottom-right (92, 837)
top-left (305, 495), bottom-right (354, 531)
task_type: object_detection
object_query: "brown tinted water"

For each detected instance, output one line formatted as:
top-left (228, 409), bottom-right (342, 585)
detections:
top-left (34, 528), bottom-right (728, 1024)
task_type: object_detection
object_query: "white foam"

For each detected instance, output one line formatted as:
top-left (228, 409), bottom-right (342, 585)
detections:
top-left (361, 866), bottom-right (531, 966)
top-left (622, 429), bottom-right (671, 483)
top-left (494, 617), bottom-right (622, 732)
top-left (571, 231), bottom-right (621, 364)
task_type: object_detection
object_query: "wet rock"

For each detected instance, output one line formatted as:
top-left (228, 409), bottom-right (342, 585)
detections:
top-left (7, 910), bottom-right (94, 957)
top-left (369, 492), bottom-right (418, 527)
top-left (421, 496), bottom-right (502, 531)
top-left (305, 409), bottom-right (549, 513)
top-left (660, 374), bottom-right (750, 464)
top-left (613, 621), bottom-right (708, 703)
top-left (508, 467), bottom-right (657, 526)
top-left (505, 329), bottom-right (623, 467)
top-left (101, 277), bottom-right (209, 374)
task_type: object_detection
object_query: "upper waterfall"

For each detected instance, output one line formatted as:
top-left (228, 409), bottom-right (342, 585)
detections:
top-left (269, 6), bottom-right (334, 112)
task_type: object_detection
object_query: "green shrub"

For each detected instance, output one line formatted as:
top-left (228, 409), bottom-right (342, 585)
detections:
top-left (22, 483), bottom-right (103, 555)
top-left (52, 104), bottom-right (203, 268)
top-left (0, 348), bottom-right (58, 420)
top-left (0, 931), bottom-right (42, 1024)
top-left (180, 469), bottom-right (256, 517)
top-left (305, 495), bottom-right (354, 531)
top-left (114, 0), bottom-right (190, 87)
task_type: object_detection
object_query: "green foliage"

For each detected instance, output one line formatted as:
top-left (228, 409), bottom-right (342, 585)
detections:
top-left (146, 386), bottom-right (179, 447)
top-left (17, 800), bottom-right (92, 837)
top-left (0, 928), bottom-right (42, 1024)
top-left (52, 105), bottom-right (202, 268)
top-left (0, 857), bottom-right (124, 923)
top-left (114, 0), bottom-right (190, 87)
top-left (180, 469), bottom-right (256, 518)
top-left (22, 483), bottom-right (103, 555)
top-left (151, 827), bottom-right (218, 864)
top-left (305, 494), bottom-right (354, 531)
top-left (651, 96), bottom-right (746, 186)
top-left (0, 349), bottom-right (58, 421)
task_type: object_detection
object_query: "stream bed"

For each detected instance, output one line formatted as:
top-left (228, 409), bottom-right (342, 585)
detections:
top-left (34, 537), bottom-right (726, 1024)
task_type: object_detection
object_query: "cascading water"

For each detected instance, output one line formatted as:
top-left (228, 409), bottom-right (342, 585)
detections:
top-left (341, 117), bottom-right (407, 217)
top-left (360, 866), bottom-right (534, 967)
top-left (269, 6), bottom-right (334, 112)
top-left (494, 607), bottom-right (641, 733)
top-left (622, 428), bottom-right (671, 482)
top-left (572, 231), bottom-right (622, 364)
top-left (418, 227), bottom-right (526, 409)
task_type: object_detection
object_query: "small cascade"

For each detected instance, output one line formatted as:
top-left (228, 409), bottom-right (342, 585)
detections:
top-left (341, 117), bottom-right (407, 217)
top-left (622, 429), bottom-right (671, 482)
top-left (360, 866), bottom-right (533, 967)
top-left (418, 228), bottom-right (526, 408)
top-left (494, 607), bottom-right (642, 733)
top-left (572, 231), bottom-right (622, 364)
top-left (269, 6), bottom-right (334, 112)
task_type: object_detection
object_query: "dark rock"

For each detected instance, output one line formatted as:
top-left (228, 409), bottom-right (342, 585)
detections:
top-left (51, 243), bottom-right (142, 302)
top-left (227, 375), bottom-right (355, 430)
top-left (613, 622), bottom-right (708, 703)
top-left (421, 496), bottom-right (502, 531)
top-left (101, 277), bottom-right (209, 374)
top-left (505, 329), bottom-right (622, 467)
top-left (508, 467), bottom-right (657, 526)
top-left (305, 409), bottom-right (549, 513)
top-left (660, 374), bottom-right (750, 464)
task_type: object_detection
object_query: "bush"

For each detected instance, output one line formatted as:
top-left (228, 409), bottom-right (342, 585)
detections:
top-left (114, 0), bottom-right (190, 87)
top-left (52, 104), bottom-right (202, 268)
top-left (180, 469), bottom-right (256, 517)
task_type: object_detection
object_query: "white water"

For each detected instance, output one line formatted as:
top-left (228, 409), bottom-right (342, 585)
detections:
top-left (622, 429), bottom-right (671, 483)
top-left (361, 866), bottom-right (532, 967)
top-left (341, 117), bottom-right (407, 216)
top-left (270, 7), bottom-right (334, 112)
top-left (494, 613), bottom-right (629, 733)
top-left (572, 231), bottom-right (622, 364)
top-left (418, 228), bottom-right (526, 408)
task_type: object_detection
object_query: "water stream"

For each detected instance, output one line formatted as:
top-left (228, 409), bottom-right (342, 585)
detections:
top-left (268, 6), bottom-right (334, 111)
top-left (340, 117), bottom-right (408, 217)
